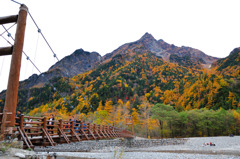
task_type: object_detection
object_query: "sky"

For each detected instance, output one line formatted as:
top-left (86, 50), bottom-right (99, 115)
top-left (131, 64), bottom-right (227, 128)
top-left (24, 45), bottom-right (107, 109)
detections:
top-left (0, 0), bottom-right (240, 92)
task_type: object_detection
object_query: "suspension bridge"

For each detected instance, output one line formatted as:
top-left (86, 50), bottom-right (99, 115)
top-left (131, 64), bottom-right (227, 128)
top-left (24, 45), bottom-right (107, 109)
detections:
top-left (0, 3), bottom-right (134, 149)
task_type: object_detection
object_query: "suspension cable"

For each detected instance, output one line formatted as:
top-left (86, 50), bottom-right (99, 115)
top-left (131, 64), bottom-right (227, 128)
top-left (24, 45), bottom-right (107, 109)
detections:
top-left (0, 34), bottom-right (13, 46)
top-left (6, 2), bottom-right (121, 128)
top-left (32, 30), bottom-right (40, 73)
top-left (9, 0), bottom-right (60, 61)
top-left (27, 11), bottom-right (59, 61)
top-left (25, 12), bottom-right (103, 119)
top-left (2, 25), bottom-right (42, 74)
top-left (0, 23), bottom-right (16, 37)
top-left (10, 0), bottom-right (22, 5)
top-left (1, 25), bottom-right (75, 110)
top-left (0, 57), bottom-right (5, 77)
top-left (0, 34), bottom-right (9, 77)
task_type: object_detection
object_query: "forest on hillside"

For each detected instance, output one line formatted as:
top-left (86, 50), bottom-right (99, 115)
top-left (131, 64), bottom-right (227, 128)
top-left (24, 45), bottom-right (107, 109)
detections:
top-left (0, 48), bottom-right (240, 138)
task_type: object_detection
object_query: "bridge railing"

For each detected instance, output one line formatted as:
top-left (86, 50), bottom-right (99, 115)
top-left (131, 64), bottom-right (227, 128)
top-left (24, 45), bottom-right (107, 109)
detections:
top-left (1, 114), bottom-right (134, 148)
top-left (0, 111), bottom-right (13, 136)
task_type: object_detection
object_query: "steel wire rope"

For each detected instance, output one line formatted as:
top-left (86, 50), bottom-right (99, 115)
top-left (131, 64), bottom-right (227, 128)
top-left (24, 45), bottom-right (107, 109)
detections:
top-left (2, 25), bottom-right (42, 74)
top-left (1, 25), bottom-right (62, 104)
top-left (0, 32), bottom-right (11, 77)
top-left (9, 0), bottom-right (104, 121)
top-left (0, 23), bottom-right (16, 37)
top-left (8, 0), bottom-right (122, 131)
top-left (1, 25), bottom-right (76, 113)
top-left (26, 11), bottom-right (114, 126)
top-left (0, 57), bottom-right (5, 77)
top-left (27, 12), bottom-right (59, 61)
top-left (11, 1), bottom-right (131, 135)
top-left (32, 30), bottom-right (40, 74)
top-left (10, 0), bottom-right (22, 5)
top-left (10, 0), bottom-right (59, 61)
top-left (22, 5), bottom-right (127, 132)
top-left (2, 23), bottom-right (120, 133)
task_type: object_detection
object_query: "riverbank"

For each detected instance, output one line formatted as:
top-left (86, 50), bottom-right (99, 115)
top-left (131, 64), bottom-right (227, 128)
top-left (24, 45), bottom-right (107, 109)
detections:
top-left (1, 136), bottom-right (240, 158)
top-left (37, 136), bottom-right (240, 159)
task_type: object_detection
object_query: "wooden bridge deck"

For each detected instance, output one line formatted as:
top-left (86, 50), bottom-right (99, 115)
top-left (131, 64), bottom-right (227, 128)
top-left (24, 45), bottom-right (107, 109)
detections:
top-left (0, 113), bottom-right (134, 149)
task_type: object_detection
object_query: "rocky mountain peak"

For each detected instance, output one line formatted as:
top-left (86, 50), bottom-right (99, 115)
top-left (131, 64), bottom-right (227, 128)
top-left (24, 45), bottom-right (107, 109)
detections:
top-left (140, 32), bottom-right (155, 41)
top-left (139, 32), bottom-right (163, 54)
top-left (103, 32), bottom-right (218, 67)
top-left (229, 47), bottom-right (240, 56)
top-left (17, 49), bottom-right (102, 90)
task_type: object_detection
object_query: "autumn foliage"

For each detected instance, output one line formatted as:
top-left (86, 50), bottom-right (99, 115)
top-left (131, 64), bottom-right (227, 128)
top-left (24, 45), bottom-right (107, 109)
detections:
top-left (1, 47), bottom-right (240, 138)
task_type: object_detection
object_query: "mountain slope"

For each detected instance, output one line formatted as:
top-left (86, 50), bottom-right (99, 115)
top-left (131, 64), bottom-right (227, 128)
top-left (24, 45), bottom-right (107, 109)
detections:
top-left (213, 47), bottom-right (240, 78)
top-left (1, 48), bottom-right (238, 113)
top-left (1, 33), bottom-right (238, 113)
top-left (19, 49), bottom-right (101, 90)
top-left (104, 33), bottom-right (218, 68)
top-left (1, 32), bottom-right (218, 94)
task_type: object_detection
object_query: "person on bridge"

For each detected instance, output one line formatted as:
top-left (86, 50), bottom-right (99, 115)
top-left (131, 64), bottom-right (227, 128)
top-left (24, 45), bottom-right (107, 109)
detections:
top-left (15, 110), bottom-right (22, 126)
top-left (47, 114), bottom-right (55, 134)
top-left (25, 117), bottom-right (33, 138)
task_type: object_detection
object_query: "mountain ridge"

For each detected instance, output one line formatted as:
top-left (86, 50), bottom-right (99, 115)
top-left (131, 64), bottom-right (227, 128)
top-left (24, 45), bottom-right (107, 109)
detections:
top-left (0, 32), bottom-right (230, 96)
top-left (103, 32), bottom-right (219, 68)
top-left (0, 33), bottom-right (240, 113)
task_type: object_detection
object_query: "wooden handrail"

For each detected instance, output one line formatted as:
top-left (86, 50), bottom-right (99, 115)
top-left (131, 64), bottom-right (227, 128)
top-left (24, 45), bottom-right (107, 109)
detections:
top-left (1, 113), bottom-right (134, 147)
top-left (23, 116), bottom-right (43, 119)
top-left (0, 112), bottom-right (12, 115)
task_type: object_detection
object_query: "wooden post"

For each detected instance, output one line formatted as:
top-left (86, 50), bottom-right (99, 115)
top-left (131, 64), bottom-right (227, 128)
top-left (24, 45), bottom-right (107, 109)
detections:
top-left (42, 117), bottom-right (47, 141)
top-left (131, 117), bottom-right (135, 136)
top-left (59, 119), bottom-right (63, 129)
top-left (124, 117), bottom-right (127, 129)
top-left (71, 120), bottom-right (74, 140)
top-left (58, 119), bottom-right (62, 138)
top-left (17, 114), bottom-right (24, 141)
top-left (93, 124), bottom-right (96, 133)
top-left (0, 109), bottom-right (7, 140)
top-left (20, 114), bottom-right (24, 130)
top-left (80, 121), bottom-right (83, 139)
top-left (4, 4), bottom-right (28, 127)
top-left (87, 123), bottom-right (90, 134)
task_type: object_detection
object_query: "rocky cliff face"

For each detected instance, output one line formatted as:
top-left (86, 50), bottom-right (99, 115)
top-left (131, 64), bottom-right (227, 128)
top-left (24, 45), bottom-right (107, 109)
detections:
top-left (103, 33), bottom-right (219, 68)
top-left (18, 49), bottom-right (102, 90)
top-left (158, 38), bottom-right (218, 68)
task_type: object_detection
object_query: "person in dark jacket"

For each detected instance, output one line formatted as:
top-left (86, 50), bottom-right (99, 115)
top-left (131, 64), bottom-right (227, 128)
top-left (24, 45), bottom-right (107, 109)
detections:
top-left (15, 110), bottom-right (22, 125)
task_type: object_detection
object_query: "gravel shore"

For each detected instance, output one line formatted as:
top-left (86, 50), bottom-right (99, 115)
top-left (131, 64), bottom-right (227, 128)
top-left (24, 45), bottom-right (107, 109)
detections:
top-left (128, 136), bottom-right (240, 155)
top-left (36, 136), bottom-right (240, 159)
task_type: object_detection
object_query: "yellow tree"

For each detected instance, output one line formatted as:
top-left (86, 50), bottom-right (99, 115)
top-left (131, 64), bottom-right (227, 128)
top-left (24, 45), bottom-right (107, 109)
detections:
top-left (138, 97), bottom-right (155, 138)
top-left (97, 101), bottom-right (103, 111)
top-left (104, 100), bottom-right (114, 125)
top-left (115, 99), bottom-right (124, 126)
top-left (94, 101), bottom-right (108, 125)
top-left (104, 100), bottom-right (113, 113)
top-left (126, 101), bottom-right (131, 110)
top-left (132, 108), bottom-right (139, 125)
top-left (228, 91), bottom-right (237, 108)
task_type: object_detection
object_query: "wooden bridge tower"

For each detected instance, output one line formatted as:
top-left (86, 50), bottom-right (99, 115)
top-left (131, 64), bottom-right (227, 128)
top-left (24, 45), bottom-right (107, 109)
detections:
top-left (0, 4), bottom-right (28, 136)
